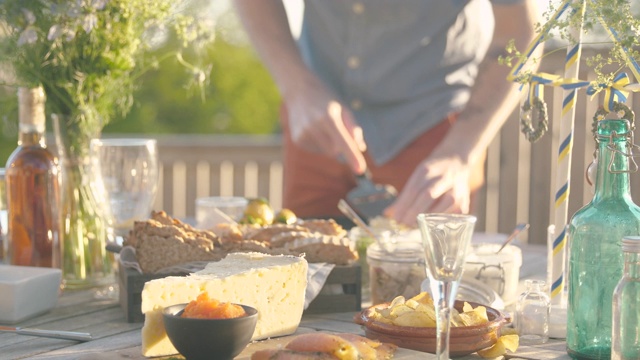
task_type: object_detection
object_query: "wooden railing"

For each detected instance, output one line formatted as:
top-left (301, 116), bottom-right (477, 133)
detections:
top-left (152, 134), bottom-right (284, 219)
top-left (148, 49), bottom-right (640, 245)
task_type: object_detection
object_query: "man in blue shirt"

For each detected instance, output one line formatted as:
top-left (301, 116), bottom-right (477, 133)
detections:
top-left (234, 0), bottom-right (541, 226)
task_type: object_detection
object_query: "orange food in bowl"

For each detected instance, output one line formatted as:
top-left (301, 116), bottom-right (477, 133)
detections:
top-left (181, 292), bottom-right (247, 319)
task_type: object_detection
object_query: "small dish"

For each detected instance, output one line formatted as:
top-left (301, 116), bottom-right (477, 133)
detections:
top-left (0, 265), bottom-right (62, 324)
top-left (354, 300), bottom-right (509, 357)
top-left (162, 303), bottom-right (258, 360)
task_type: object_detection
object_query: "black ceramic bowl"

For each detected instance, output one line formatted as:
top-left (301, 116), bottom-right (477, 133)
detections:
top-left (162, 303), bottom-right (258, 360)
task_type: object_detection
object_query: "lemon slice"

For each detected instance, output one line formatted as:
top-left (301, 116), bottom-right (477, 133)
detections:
top-left (477, 334), bottom-right (519, 358)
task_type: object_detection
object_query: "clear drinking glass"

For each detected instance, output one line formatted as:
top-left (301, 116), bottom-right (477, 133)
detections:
top-left (89, 138), bottom-right (159, 298)
top-left (90, 138), bottom-right (159, 245)
top-left (417, 213), bottom-right (477, 359)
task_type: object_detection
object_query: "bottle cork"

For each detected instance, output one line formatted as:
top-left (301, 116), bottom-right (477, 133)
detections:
top-left (18, 86), bottom-right (46, 132)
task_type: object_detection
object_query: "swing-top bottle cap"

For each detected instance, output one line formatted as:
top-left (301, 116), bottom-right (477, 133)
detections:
top-left (597, 118), bottom-right (631, 137)
top-left (622, 236), bottom-right (640, 253)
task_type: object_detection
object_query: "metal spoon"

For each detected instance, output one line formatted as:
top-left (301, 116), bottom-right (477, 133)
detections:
top-left (495, 223), bottom-right (529, 254)
top-left (338, 199), bottom-right (380, 241)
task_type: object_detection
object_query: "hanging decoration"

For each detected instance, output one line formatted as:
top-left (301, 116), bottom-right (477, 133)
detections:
top-left (505, 0), bottom-right (640, 306)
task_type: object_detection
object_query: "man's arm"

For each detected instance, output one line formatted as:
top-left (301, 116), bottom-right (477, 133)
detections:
top-left (387, 0), bottom-right (542, 225)
top-left (434, 0), bottom-right (542, 171)
top-left (233, 1), bottom-right (367, 174)
top-left (233, 1), bottom-right (308, 100)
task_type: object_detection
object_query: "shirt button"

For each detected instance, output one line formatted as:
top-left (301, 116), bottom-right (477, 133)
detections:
top-left (347, 56), bottom-right (360, 69)
top-left (351, 99), bottom-right (362, 110)
top-left (352, 3), bottom-right (365, 14)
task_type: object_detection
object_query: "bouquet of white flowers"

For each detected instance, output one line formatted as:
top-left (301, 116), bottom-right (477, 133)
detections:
top-left (0, 0), bottom-right (212, 134)
top-left (0, 0), bottom-right (214, 288)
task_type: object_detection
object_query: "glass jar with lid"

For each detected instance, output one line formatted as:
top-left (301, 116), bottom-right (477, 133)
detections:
top-left (348, 227), bottom-right (392, 304)
top-left (367, 240), bottom-right (426, 305)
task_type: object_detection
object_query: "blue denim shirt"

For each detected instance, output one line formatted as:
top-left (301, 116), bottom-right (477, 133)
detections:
top-left (297, 0), bottom-right (522, 165)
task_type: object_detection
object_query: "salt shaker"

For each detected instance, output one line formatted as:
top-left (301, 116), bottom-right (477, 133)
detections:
top-left (612, 236), bottom-right (640, 360)
top-left (516, 279), bottom-right (550, 344)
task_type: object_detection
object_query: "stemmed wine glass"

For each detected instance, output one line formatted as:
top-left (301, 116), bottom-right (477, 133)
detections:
top-left (89, 138), bottom-right (158, 298)
top-left (417, 213), bottom-right (476, 359)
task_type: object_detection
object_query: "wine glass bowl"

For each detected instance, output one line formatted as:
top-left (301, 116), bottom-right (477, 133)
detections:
top-left (90, 138), bottom-right (158, 245)
top-left (417, 213), bottom-right (477, 360)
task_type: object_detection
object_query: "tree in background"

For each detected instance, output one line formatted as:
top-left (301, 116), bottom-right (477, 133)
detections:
top-left (0, 5), bottom-right (281, 163)
top-left (104, 28), bottom-right (281, 135)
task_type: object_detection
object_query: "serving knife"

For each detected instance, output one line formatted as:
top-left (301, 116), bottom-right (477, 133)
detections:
top-left (0, 325), bottom-right (93, 342)
top-left (345, 169), bottom-right (397, 222)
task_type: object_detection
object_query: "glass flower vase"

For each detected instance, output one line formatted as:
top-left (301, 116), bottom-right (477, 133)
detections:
top-left (52, 113), bottom-right (113, 289)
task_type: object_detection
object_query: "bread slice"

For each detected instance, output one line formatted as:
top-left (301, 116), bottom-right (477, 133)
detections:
top-left (284, 234), bottom-right (357, 265)
top-left (127, 211), bottom-right (224, 273)
top-left (128, 212), bottom-right (358, 273)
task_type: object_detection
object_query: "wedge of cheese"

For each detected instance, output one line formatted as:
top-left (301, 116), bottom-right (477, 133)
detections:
top-left (140, 252), bottom-right (308, 357)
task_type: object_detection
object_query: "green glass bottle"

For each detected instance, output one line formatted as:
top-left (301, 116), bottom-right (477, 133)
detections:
top-left (567, 118), bottom-right (640, 359)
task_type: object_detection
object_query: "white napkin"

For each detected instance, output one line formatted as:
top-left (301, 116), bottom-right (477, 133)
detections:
top-left (118, 248), bottom-right (336, 309)
top-left (118, 246), bottom-right (143, 273)
top-left (304, 262), bottom-right (335, 308)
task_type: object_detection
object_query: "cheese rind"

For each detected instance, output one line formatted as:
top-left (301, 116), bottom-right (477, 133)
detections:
top-left (140, 252), bottom-right (308, 357)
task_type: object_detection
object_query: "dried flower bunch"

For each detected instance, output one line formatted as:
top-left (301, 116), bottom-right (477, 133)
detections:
top-left (502, 0), bottom-right (640, 89)
top-left (0, 0), bottom-right (213, 129)
top-left (499, 0), bottom-right (640, 143)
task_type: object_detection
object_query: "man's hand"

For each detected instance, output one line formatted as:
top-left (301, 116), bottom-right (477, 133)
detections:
top-left (384, 0), bottom-right (541, 227)
top-left (385, 155), bottom-right (472, 227)
top-left (286, 77), bottom-right (367, 175)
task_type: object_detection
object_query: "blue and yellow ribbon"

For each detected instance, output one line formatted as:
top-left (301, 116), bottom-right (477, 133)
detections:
top-left (509, 0), bottom-right (640, 112)
top-left (526, 73), bottom-right (558, 105)
top-left (550, 227), bottom-right (566, 299)
top-left (507, 0), bottom-right (573, 82)
top-left (586, 72), bottom-right (631, 112)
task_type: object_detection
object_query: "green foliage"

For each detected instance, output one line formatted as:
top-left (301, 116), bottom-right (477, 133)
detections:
top-left (104, 32), bottom-right (281, 135)
top-left (0, 30), bottom-right (281, 164)
top-left (0, 2), bottom-right (282, 164)
top-left (0, 0), bottom-right (213, 141)
top-left (501, 0), bottom-right (640, 88)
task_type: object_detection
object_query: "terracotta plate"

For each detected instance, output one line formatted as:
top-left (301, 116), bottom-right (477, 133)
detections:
top-left (354, 300), bottom-right (509, 357)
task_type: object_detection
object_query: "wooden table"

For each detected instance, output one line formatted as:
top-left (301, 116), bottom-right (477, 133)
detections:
top-left (0, 289), bottom-right (571, 360)
top-left (0, 244), bottom-right (573, 359)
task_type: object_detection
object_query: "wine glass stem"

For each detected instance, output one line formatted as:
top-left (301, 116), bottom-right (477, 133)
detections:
top-left (436, 304), bottom-right (451, 359)
top-left (434, 280), bottom-right (455, 360)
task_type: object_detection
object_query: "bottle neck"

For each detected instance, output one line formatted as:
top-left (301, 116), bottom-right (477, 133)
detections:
top-left (623, 251), bottom-right (640, 279)
top-left (525, 279), bottom-right (546, 293)
top-left (17, 87), bottom-right (47, 147)
top-left (593, 136), bottom-right (631, 201)
top-left (18, 125), bottom-right (46, 147)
